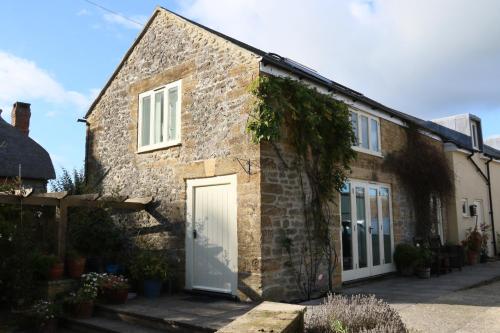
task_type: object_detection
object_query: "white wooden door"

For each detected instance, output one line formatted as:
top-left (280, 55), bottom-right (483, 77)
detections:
top-left (186, 175), bottom-right (237, 295)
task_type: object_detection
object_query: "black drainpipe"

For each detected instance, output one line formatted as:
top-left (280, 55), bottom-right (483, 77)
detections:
top-left (486, 157), bottom-right (497, 256)
top-left (77, 118), bottom-right (90, 184)
top-left (467, 152), bottom-right (497, 256)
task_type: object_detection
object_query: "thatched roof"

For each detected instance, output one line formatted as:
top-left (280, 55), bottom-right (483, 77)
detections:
top-left (0, 115), bottom-right (55, 180)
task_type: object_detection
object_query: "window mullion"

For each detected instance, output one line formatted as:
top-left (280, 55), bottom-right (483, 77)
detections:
top-left (164, 91), bottom-right (169, 143)
top-left (149, 92), bottom-right (154, 146)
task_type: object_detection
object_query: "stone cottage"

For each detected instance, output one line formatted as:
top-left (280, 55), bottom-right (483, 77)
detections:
top-left (84, 7), bottom-right (500, 301)
top-left (0, 102), bottom-right (55, 192)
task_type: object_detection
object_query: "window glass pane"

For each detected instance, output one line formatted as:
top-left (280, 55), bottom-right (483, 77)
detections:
top-left (360, 115), bottom-right (369, 149)
top-left (472, 123), bottom-right (478, 148)
top-left (154, 91), bottom-right (164, 144)
top-left (168, 87), bottom-right (178, 141)
top-left (369, 188), bottom-right (380, 266)
top-left (370, 119), bottom-right (379, 152)
top-left (381, 188), bottom-right (392, 264)
top-left (141, 95), bottom-right (151, 147)
top-left (356, 187), bottom-right (367, 268)
top-left (341, 183), bottom-right (353, 271)
top-left (350, 112), bottom-right (359, 145)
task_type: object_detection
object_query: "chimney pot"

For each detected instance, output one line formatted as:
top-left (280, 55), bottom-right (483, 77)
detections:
top-left (11, 102), bottom-right (31, 136)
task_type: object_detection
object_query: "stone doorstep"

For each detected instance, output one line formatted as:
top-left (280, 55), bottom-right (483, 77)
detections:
top-left (216, 302), bottom-right (306, 333)
top-left (38, 279), bottom-right (78, 300)
top-left (63, 316), bottom-right (165, 333)
top-left (94, 304), bottom-right (213, 333)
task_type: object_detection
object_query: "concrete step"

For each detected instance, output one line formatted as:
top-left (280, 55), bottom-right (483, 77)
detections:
top-left (94, 304), bottom-right (214, 333)
top-left (63, 316), bottom-right (165, 333)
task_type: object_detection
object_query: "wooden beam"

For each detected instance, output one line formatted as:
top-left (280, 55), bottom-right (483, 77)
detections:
top-left (35, 191), bottom-right (68, 199)
top-left (64, 193), bottom-right (99, 207)
top-left (56, 202), bottom-right (68, 259)
top-left (98, 195), bottom-right (128, 202)
top-left (0, 194), bottom-right (60, 206)
top-left (124, 196), bottom-right (153, 204)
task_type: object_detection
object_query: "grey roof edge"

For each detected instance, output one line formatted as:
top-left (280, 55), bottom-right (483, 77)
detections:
top-left (83, 7), bottom-right (500, 161)
top-left (84, 6), bottom-right (267, 119)
top-left (84, 9), bottom-right (162, 118)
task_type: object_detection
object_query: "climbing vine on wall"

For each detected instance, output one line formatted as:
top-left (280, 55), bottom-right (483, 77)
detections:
top-left (248, 75), bottom-right (356, 299)
top-left (384, 124), bottom-right (454, 238)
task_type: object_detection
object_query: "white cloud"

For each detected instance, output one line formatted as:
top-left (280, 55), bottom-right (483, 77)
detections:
top-left (0, 51), bottom-right (93, 111)
top-left (102, 13), bottom-right (146, 30)
top-left (45, 111), bottom-right (57, 118)
top-left (77, 9), bottom-right (91, 16)
top-left (180, 0), bottom-right (500, 119)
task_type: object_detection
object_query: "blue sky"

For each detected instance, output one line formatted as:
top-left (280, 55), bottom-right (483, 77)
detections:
top-left (1, 0), bottom-right (499, 177)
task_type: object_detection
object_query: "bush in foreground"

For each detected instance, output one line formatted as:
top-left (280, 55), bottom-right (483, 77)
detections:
top-left (305, 294), bottom-right (408, 333)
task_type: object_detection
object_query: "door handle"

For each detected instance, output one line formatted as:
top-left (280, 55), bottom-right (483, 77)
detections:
top-left (193, 229), bottom-right (197, 239)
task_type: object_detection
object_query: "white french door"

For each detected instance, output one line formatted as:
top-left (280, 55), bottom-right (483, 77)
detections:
top-left (341, 180), bottom-right (395, 281)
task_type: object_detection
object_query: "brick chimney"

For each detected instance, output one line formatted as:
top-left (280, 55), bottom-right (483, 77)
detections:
top-left (11, 102), bottom-right (31, 136)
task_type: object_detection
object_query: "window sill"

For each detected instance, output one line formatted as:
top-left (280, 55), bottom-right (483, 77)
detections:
top-left (352, 146), bottom-right (383, 158)
top-left (137, 141), bottom-right (181, 154)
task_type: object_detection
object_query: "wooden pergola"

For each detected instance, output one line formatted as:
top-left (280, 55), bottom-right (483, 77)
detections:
top-left (0, 190), bottom-right (152, 259)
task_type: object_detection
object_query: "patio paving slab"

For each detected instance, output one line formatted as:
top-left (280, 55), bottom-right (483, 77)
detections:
top-left (303, 261), bottom-right (500, 332)
top-left (98, 293), bottom-right (256, 331)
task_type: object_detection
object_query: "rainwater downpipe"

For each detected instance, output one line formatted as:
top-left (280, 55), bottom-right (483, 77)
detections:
top-left (467, 152), bottom-right (497, 256)
top-left (486, 157), bottom-right (497, 256)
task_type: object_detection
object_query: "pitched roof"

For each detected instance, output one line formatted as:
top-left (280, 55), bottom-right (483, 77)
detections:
top-left (84, 6), bottom-right (500, 160)
top-left (0, 115), bottom-right (55, 180)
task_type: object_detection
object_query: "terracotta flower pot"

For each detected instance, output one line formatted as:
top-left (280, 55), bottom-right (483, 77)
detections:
top-left (48, 263), bottom-right (64, 280)
top-left (72, 300), bottom-right (94, 319)
top-left (467, 251), bottom-right (479, 265)
top-left (104, 288), bottom-right (128, 304)
top-left (67, 257), bottom-right (86, 278)
top-left (400, 266), bottom-right (414, 277)
top-left (38, 318), bottom-right (58, 333)
top-left (416, 267), bottom-right (431, 279)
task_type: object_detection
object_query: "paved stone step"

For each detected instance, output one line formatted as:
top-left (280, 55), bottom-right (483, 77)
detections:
top-left (95, 305), bottom-right (214, 333)
top-left (63, 316), bottom-right (165, 333)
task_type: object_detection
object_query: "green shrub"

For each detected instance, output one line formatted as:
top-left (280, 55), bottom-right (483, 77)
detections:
top-left (305, 294), bottom-right (408, 333)
top-left (0, 204), bottom-right (40, 307)
top-left (415, 246), bottom-right (432, 269)
top-left (129, 250), bottom-right (170, 281)
top-left (393, 244), bottom-right (419, 271)
top-left (32, 254), bottom-right (59, 280)
top-left (68, 208), bottom-right (126, 259)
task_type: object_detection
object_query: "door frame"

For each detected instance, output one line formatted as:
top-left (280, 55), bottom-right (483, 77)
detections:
top-left (185, 174), bottom-right (238, 295)
top-left (341, 179), bottom-right (395, 282)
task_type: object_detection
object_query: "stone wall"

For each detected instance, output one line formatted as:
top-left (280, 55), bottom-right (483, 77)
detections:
top-left (86, 9), bottom-right (262, 301)
top-left (259, 116), bottom-right (446, 301)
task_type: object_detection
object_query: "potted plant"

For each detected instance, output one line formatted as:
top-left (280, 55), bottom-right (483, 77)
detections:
top-left (415, 246), bottom-right (432, 279)
top-left (33, 254), bottom-right (64, 280)
top-left (130, 250), bottom-right (170, 298)
top-left (394, 243), bottom-right (419, 276)
top-left (48, 256), bottom-right (64, 280)
top-left (463, 227), bottom-right (482, 265)
top-left (101, 275), bottom-right (129, 304)
top-left (25, 299), bottom-right (61, 333)
top-left (480, 223), bottom-right (490, 263)
top-left (66, 249), bottom-right (86, 278)
top-left (66, 273), bottom-right (100, 319)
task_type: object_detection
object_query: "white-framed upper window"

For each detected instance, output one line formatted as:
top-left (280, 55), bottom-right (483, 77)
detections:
top-left (461, 198), bottom-right (469, 217)
top-left (138, 80), bottom-right (181, 152)
top-left (350, 110), bottom-right (381, 154)
top-left (471, 121), bottom-right (479, 150)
